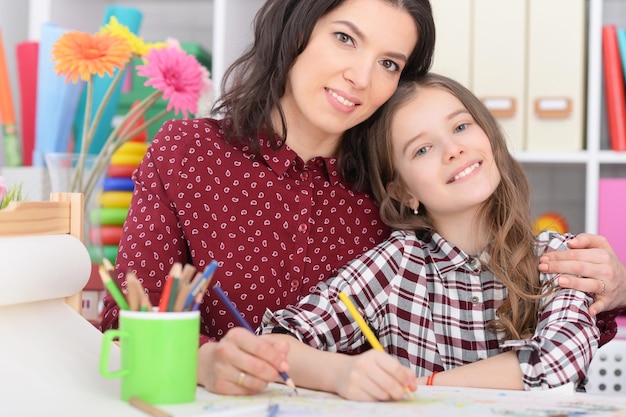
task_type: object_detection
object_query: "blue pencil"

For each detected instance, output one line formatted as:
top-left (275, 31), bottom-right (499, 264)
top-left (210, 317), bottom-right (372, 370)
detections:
top-left (212, 284), bottom-right (298, 394)
top-left (183, 260), bottom-right (219, 311)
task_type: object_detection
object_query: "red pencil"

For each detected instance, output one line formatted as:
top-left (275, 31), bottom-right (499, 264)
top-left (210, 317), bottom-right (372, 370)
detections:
top-left (158, 263), bottom-right (182, 312)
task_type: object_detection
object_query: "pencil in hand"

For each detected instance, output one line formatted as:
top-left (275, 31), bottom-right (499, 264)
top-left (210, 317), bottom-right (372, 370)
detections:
top-left (212, 284), bottom-right (298, 394)
top-left (338, 291), bottom-right (414, 399)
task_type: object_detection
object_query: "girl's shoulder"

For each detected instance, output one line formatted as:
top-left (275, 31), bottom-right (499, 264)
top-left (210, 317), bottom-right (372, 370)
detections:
top-left (535, 230), bottom-right (575, 256)
top-left (387, 229), bottom-right (421, 243)
top-left (379, 229), bottom-right (429, 254)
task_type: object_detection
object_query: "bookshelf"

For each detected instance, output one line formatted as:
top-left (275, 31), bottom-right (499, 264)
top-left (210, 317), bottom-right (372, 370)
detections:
top-left (212, 0), bottom-right (626, 236)
top-left (2, 0), bottom-right (626, 237)
top-left (585, 0), bottom-right (626, 235)
top-left (432, 0), bottom-right (626, 236)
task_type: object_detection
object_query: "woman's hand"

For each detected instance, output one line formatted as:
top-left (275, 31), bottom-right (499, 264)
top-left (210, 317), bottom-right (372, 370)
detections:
top-left (539, 233), bottom-right (626, 315)
top-left (330, 350), bottom-right (416, 402)
top-left (197, 327), bottom-right (291, 395)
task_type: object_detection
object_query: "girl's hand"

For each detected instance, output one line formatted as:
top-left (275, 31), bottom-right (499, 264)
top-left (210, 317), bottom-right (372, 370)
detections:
top-left (539, 233), bottom-right (626, 315)
top-left (197, 327), bottom-right (290, 395)
top-left (331, 350), bottom-right (416, 401)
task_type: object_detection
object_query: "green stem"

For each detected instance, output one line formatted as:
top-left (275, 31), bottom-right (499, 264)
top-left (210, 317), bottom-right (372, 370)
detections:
top-left (70, 79), bottom-right (93, 192)
top-left (116, 92), bottom-right (161, 142)
top-left (84, 65), bottom-right (127, 152)
top-left (73, 65), bottom-right (128, 197)
top-left (116, 109), bottom-right (169, 148)
top-left (82, 90), bottom-right (163, 202)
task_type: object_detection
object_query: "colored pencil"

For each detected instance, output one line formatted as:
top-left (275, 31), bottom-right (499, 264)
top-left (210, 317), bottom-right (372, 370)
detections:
top-left (212, 284), bottom-right (298, 394)
top-left (158, 263), bottom-right (182, 312)
top-left (129, 396), bottom-right (171, 417)
top-left (102, 257), bottom-right (116, 277)
top-left (172, 264), bottom-right (197, 312)
top-left (190, 271), bottom-right (214, 312)
top-left (125, 271), bottom-right (149, 311)
top-left (124, 272), bottom-right (141, 311)
top-left (166, 276), bottom-right (180, 312)
top-left (338, 291), bottom-right (413, 399)
top-left (184, 260), bottom-right (218, 311)
top-left (98, 265), bottom-right (129, 310)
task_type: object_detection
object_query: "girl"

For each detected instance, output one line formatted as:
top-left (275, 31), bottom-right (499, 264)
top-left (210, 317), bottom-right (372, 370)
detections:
top-left (259, 74), bottom-right (599, 401)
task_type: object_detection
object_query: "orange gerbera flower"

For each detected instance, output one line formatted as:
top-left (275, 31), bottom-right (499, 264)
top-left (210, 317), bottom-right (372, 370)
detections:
top-left (52, 31), bottom-right (132, 83)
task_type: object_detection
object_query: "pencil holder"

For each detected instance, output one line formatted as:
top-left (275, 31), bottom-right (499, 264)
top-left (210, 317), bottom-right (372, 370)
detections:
top-left (99, 310), bottom-right (200, 404)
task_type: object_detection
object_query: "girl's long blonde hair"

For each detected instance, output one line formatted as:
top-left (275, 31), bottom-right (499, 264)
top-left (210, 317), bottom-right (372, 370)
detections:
top-left (367, 73), bottom-right (546, 340)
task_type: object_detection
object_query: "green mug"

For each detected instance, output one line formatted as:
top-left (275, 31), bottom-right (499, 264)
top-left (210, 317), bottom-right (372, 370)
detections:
top-left (99, 310), bottom-right (200, 404)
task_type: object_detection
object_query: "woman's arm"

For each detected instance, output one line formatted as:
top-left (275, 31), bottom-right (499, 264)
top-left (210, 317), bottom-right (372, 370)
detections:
top-left (197, 328), bottom-right (294, 395)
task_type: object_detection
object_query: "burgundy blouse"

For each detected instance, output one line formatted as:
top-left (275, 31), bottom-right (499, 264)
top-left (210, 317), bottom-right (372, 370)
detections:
top-left (99, 118), bottom-right (389, 342)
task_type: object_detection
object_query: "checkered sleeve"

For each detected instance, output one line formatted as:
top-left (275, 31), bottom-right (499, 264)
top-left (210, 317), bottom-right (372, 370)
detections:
top-left (258, 232), bottom-right (410, 354)
top-left (501, 231), bottom-right (600, 390)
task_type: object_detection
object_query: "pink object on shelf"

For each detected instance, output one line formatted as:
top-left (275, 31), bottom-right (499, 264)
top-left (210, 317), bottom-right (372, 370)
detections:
top-left (616, 316), bottom-right (626, 340)
top-left (598, 178), bottom-right (626, 266)
top-left (16, 41), bottom-right (39, 166)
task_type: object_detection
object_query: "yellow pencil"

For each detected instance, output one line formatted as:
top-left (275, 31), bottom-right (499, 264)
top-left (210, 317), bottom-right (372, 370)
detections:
top-left (338, 291), bottom-right (413, 399)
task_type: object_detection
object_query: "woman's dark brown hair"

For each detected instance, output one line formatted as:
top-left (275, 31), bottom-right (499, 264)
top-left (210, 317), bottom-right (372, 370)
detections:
top-left (212, 0), bottom-right (435, 190)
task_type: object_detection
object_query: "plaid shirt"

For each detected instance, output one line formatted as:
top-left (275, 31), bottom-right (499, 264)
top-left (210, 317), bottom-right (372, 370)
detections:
top-left (259, 230), bottom-right (599, 390)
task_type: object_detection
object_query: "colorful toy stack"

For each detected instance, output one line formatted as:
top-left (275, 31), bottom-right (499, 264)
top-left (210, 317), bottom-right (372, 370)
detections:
top-left (88, 119), bottom-right (148, 265)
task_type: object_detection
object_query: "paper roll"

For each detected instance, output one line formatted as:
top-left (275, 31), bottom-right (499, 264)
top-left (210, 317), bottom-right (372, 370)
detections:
top-left (0, 234), bottom-right (91, 306)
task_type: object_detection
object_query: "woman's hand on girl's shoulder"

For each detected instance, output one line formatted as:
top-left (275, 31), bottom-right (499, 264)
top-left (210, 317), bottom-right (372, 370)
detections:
top-left (539, 233), bottom-right (626, 315)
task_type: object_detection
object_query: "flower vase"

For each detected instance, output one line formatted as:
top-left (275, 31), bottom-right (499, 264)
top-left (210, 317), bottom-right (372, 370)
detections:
top-left (44, 152), bottom-right (106, 264)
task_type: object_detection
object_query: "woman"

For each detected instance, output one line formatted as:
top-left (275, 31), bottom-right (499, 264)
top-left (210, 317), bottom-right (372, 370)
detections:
top-left (100, 0), bottom-right (436, 395)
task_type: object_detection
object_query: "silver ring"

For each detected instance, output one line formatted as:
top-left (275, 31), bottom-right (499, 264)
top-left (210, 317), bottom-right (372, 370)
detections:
top-left (599, 280), bottom-right (607, 295)
top-left (237, 371), bottom-right (246, 387)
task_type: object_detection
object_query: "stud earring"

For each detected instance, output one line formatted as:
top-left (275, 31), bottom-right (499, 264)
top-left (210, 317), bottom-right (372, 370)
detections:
top-left (413, 208), bottom-right (419, 215)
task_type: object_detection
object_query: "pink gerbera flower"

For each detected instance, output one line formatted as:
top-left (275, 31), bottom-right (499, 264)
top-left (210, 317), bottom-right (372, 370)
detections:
top-left (0, 176), bottom-right (6, 202)
top-left (136, 46), bottom-right (205, 118)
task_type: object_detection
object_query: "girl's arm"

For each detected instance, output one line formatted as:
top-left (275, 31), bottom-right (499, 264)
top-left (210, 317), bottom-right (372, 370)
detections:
top-left (416, 350), bottom-right (523, 389)
top-left (420, 232), bottom-right (599, 391)
top-left (270, 333), bottom-right (416, 401)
